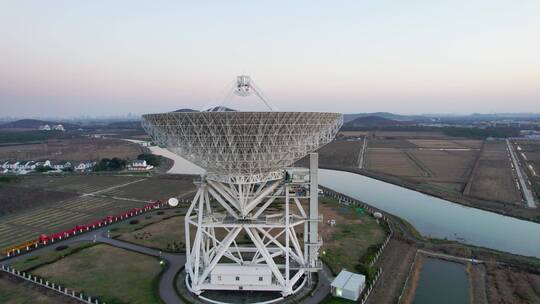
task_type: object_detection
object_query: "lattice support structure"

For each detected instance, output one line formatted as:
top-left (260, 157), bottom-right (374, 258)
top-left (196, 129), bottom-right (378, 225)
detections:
top-left (184, 156), bottom-right (321, 296)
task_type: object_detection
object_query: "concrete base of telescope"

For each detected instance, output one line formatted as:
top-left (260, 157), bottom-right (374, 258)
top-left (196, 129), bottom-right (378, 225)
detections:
top-left (176, 268), bottom-right (318, 304)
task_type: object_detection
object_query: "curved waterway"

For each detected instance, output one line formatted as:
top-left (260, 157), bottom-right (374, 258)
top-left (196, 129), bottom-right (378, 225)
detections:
top-left (319, 169), bottom-right (540, 258)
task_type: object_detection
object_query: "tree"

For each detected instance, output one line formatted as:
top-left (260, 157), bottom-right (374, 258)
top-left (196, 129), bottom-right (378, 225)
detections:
top-left (137, 153), bottom-right (161, 166)
top-left (35, 165), bottom-right (53, 173)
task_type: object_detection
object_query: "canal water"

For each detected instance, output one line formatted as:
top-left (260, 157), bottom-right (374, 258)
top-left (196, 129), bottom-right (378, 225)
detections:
top-left (413, 258), bottom-right (469, 304)
top-left (319, 169), bottom-right (540, 258)
top-left (141, 140), bottom-right (540, 258)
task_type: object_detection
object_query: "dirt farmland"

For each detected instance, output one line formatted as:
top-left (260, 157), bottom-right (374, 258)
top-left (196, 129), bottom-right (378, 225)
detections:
top-left (313, 131), bottom-right (540, 221)
top-left (0, 138), bottom-right (145, 162)
top-left (466, 141), bottom-right (522, 204)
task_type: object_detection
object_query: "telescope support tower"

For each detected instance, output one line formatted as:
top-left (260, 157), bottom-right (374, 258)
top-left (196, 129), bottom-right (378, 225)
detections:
top-left (184, 154), bottom-right (321, 297)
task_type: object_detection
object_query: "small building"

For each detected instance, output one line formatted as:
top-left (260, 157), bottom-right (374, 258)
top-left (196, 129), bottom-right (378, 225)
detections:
top-left (75, 161), bottom-right (96, 172)
top-left (39, 124), bottom-right (51, 131)
top-left (51, 161), bottom-right (71, 171)
top-left (127, 160), bottom-right (154, 171)
top-left (52, 124), bottom-right (65, 131)
top-left (331, 270), bottom-right (366, 301)
top-left (210, 264), bottom-right (272, 287)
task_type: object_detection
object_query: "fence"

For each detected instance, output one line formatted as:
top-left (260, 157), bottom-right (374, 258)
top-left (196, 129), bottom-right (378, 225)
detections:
top-left (359, 267), bottom-right (382, 304)
top-left (3, 200), bottom-right (168, 259)
top-left (320, 187), bottom-right (394, 304)
top-left (0, 264), bottom-right (103, 304)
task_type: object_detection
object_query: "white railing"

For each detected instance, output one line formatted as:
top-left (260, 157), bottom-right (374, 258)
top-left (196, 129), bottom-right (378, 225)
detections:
top-left (0, 264), bottom-right (103, 304)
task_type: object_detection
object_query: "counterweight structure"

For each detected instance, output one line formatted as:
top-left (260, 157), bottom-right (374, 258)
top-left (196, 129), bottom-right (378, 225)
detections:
top-left (142, 111), bottom-right (342, 297)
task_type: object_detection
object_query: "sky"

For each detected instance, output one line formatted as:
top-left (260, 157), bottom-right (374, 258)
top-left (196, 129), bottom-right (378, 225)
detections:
top-left (1, 1), bottom-right (539, 117)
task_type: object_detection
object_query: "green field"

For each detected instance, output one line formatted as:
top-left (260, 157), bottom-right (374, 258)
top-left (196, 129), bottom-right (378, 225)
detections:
top-left (319, 196), bottom-right (387, 275)
top-left (108, 208), bottom-right (187, 251)
top-left (0, 273), bottom-right (79, 304)
top-left (31, 244), bottom-right (162, 304)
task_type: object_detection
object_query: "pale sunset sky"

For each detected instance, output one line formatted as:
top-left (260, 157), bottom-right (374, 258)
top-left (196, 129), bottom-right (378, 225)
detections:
top-left (1, 1), bottom-right (539, 117)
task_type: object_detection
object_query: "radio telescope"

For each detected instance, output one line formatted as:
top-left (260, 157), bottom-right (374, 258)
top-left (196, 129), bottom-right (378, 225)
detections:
top-left (142, 77), bottom-right (342, 299)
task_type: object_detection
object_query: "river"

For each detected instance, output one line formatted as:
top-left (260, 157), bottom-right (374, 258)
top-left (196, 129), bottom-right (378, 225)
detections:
top-left (319, 169), bottom-right (540, 258)
top-left (135, 140), bottom-right (540, 258)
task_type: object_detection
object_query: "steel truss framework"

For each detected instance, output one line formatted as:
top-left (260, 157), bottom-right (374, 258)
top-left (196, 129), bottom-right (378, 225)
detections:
top-left (142, 112), bottom-right (343, 184)
top-left (184, 174), bottom-right (321, 296)
top-left (141, 111), bottom-right (342, 298)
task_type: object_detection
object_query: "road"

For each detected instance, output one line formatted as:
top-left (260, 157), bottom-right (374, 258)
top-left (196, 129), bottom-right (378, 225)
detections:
top-left (417, 249), bottom-right (483, 264)
top-left (0, 210), bottom-right (187, 304)
top-left (357, 137), bottom-right (367, 169)
top-left (1, 209), bottom-right (332, 304)
top-left (507, 139), bottom-right (536, 208)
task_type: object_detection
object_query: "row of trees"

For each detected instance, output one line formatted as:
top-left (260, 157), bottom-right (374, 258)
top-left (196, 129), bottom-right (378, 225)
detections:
top-left (93, 154), bottom-right (161, 172)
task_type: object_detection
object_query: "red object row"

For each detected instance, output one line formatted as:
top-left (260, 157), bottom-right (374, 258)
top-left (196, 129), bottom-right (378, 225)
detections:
top-left (5, 200), bottom-right (163, 255)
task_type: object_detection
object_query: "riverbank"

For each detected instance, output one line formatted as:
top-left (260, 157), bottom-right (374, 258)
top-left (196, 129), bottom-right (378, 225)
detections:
top-left (320, 165), bottom-right (540, 223)
top-left (321, 187), bottom-right (540, 304)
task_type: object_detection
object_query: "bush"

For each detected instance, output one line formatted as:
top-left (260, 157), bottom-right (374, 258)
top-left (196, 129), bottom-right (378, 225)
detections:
top-left (137, 153), bottom-right (161, 166)
top-left (56, 245), bottom-right (69, 251)
top-left (157, 211), bottom-right (164, 215)
top-left (358, 244), bottom-right (380, 265)
top-left (35, 165), bottom-right (53, 173)
top-left (94, 157), bottom-right (127, 171)
top-left (354, 263), bottom-right (378, 285)
top-left (129, 220), bottom-right (139, 225)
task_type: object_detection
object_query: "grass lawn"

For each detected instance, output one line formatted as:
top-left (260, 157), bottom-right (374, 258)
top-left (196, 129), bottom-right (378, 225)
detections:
top-left (117, 215), bottom-right (186, 252)
top-left (0, 273), bottom-right (79, 304)
top-left (12, 242), bottom-right (95, 271)
top-left (31, 244), bottom-right (162, 304)
top-left (319, 196), bottom-right (387, 275)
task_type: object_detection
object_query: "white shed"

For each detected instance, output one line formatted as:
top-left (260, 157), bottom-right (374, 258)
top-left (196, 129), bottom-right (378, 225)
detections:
top-left (210, 264), bottom-right (272, 287)
top-left (331, 270), bottom-right (366, 301)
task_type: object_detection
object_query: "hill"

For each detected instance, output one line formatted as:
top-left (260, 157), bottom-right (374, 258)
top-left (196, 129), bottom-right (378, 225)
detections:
top-left (343, 112), bottom-right (425, 123)
top-left (344, 116), bottom-right (415, 127)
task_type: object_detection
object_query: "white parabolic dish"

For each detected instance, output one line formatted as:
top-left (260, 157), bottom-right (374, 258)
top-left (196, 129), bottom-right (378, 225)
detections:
top-left (168, 197), bottom-right (179, 207)
top-left (142, 111), bottom-right (343, 184)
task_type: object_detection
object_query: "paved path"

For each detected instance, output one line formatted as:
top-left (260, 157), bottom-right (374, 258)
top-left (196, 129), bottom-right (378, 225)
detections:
top-left (303, 263), bottom-right (333, 304)
top-left (82, 178), bottom-right (147, 196)
top-left (357, 137), bottom-right (367, 169)
top-left (417, 249), bottom-right (483, 264)
top-left (507, 139), bottom-right (536, 208)
top-left (0, 209), bottom-right (187, 304)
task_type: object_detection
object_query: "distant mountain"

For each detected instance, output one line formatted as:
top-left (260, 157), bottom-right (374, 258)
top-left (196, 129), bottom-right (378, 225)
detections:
top-left (344, 116), bottom-right (415, 127)
top-left (343, 112), bottom-right (425, 123)
top-left (0, 119), bottom-right (79, 130)
top-left (174, 108), bottom-right (199, 112)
